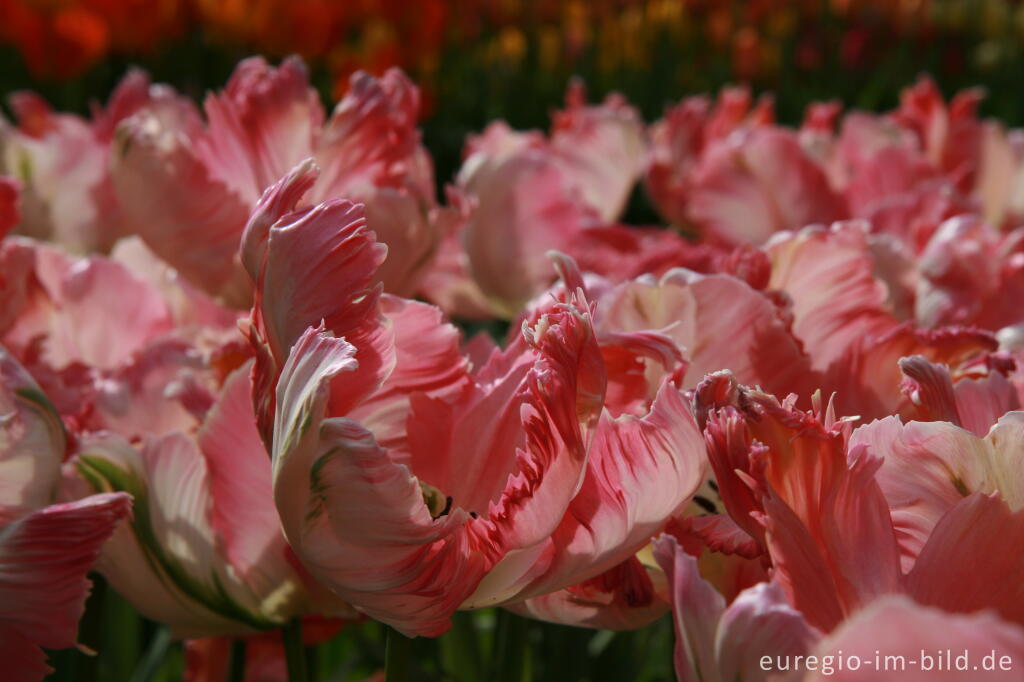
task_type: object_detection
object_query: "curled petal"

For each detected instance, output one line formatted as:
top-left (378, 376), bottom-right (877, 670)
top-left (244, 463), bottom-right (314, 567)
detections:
top-left (519, 382), bottom-right (707, 600)
top-left (767, 222), bottom-right (897, 372)
top-left (550, 84), bottom-right (647, 223)
top-left (506, 556), bottom-right (669, 630)
top-left (112, 95), bottom-right (252, 302)
top-left (0, 347), bottom-right (65, 513)
top-left (715, 581), bottom-right (820, 682)
top-left (597, 269), bottom-right (811, 396)
top-left (0, 493), bottom-right (132, 682)
top-left (653, 535), bottom-right (725, 682)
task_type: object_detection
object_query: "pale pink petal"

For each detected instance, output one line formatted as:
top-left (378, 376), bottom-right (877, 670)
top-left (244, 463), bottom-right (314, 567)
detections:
top-left (597, 269), bottom-right (812, 396)
top-left (198, 363), bottom-right (289, 597)
top-left (197, 56), bottom-right (322, 206)
top-left (853, 414), bottom-right (1024, 561)
top-left (460, 150), bottom-right (601, 316)
top-left (766, 221), bottom-right (897, 372)
top-left (0, 347), bottom-right (65, 513)
top-left (414, 187), bottom-right (495, 319)
top-left (688, 128), bottom-right (845, 245)
top-left (954, 370), bottom-right (1022, 438)
top-left (361, 187), bottom-right (438, 296)
top-left (715, 581), bottom-right (820, 682)
top-left (111, 95), bottom-right (253, 302)
top-left (907, 492), bottom-right (1024, 624)
top-left (76, 434), bottom-right (246, 636)
top-left (77, 426), bottom-right (313, 636)
top-left (809, 596), bottom-right (1024, 681)
top-left (550, 83), bottom-right (646, 222)
top-left (506, 556), bottom-right (669, 630)
top-left (652, 535), bottom-right (726, 682)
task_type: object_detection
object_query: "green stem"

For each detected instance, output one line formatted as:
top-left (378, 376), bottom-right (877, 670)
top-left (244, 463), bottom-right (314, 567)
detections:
top-left (228, 638), bottom-right (247, 682)
top-left (384, 627), bottom-right (413, 682)
top-left (128, 628), bottom-right (171, 682)
top-left (283, 619), bottom-right (308, 682)
top-left (494, 611), bottom-right (530, 682)
top-left (440, 611), bottom-right (483, 682)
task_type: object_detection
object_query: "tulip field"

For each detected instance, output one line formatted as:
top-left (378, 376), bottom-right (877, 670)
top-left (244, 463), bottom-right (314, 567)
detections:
top-left (2, 2), bottom-right (1024, 682)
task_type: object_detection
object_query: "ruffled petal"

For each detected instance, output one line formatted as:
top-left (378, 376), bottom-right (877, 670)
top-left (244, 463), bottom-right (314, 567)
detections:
top-left (0, 493), bottom-right (131, 681)
top-left (111, 94), bottom-right (252, 302)
top-left (516, 382), bottom-right (706, 600)
top-left (597, 269), bottom-right (812, 397)
top-left (549, 84), bottom-right (646, 223)
top-left (766, 222), bottom-right (897, 372)
top-left (197, 56), bottom-right (322, 205)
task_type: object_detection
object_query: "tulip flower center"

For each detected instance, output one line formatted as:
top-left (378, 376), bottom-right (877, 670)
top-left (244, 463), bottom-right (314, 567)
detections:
top-left (420, 480), bottom-right (453, 519)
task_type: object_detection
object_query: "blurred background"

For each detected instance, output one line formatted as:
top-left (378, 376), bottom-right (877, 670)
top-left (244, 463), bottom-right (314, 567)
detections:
top-left (3, 0), bottom-right (1024, 191)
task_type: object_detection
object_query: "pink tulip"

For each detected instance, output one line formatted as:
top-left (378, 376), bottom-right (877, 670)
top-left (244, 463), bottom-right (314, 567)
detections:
top-left (1, 347), bottom-right (132, 682)
top-left (653, 535), bottom-right (819, 682)
top-left (1, 70), bottom-right (162, 253)
top-left (434, 83), bottom-right (646, 317)
top-left (698, 376), bottom-right (1024, 632)
top-left (686, 127), bottom-right (847, 246)
top-left (244, 168), bottom-right (707, 636)
top-left (646, 86), bottom-right (847, 247)
top-left (0, 236), bottom-right (239, 439)
top-left (73, 361), bottom-right (354, 637)
top-left (111, 57), bottom-right (438, 304)
top-left (645, 87), bottom-right (774, 232)
top-left (851, 406), bottom-right (1024, 563)
top-left (656, 534), bottom-right (1024, 682)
